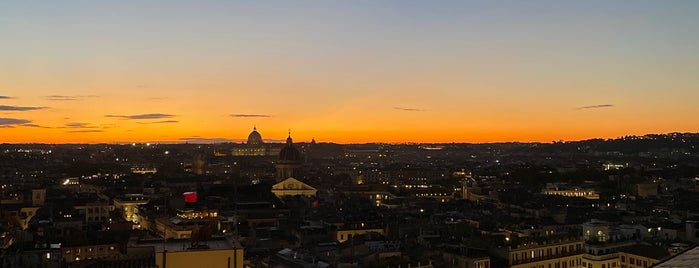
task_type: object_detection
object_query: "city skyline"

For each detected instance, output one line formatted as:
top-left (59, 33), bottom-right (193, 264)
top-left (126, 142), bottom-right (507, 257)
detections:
top-left (2, 1), bottom-right (698, 144)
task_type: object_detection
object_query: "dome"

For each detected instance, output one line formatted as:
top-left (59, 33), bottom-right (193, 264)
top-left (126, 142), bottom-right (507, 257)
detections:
top-left (279, 133), bottom-right (301, 162)
top-left (247, 126), bottom-right (263, 146)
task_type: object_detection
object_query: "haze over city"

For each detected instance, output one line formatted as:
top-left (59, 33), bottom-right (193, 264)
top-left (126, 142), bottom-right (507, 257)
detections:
top-left (1, 1), bottom-right (698, 143)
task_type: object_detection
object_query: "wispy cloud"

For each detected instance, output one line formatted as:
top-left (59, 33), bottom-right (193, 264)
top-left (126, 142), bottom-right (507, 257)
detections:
top-left (0, 105), bottom-right (46, 111)
top-left (394, 107), bottom-right (425, 112)
top-left (65, 122), bottom-right (97, 128)
top-left (0, 96), bottom-right (12, 99)
top-left (136, 120), bottom-right (179, 124)
top-left (231, 114), bottom-right (273, 118)
top-left (0, 118), bottom-right (32, 127)
top-left (68, 129), bottom-right (104, 133)
top-left (23, 123), bottom-right (51, 128)
top-left (577, 104), bottom-right (614, 110)
top-left (105, 113), bottom-right (175, 120)
top-left (44, 95), bottom-right (98, 101)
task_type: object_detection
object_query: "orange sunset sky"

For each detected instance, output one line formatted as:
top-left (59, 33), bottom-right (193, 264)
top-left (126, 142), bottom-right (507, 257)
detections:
top-left (1, 1), bottom-right (698, 144)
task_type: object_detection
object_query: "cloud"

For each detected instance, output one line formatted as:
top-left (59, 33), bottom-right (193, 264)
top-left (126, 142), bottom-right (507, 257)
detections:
top-left (136, 120), bottom-right (179, 124)
top-left (23, 123), bottom-right (51, 128)
top-left (394, 107), bottom-right (425, 112)
top-left (179, 137), bottom-right (234, 144)
top-left (68, 129), bottom-right (104, 133)
top-left (0, 118), bottom-right (32, 127)
top-left (577, 104), bottom-right (614, 110)
top-left (65, 122), bottom-right (97, 128)
top-left (44, 95), bottom-right (98, 101)
top-left (0, 105), bottom-right (45, 111)
top-left (105, 113), bottom-right (175, 120)
top-left (0, 96), bottom-right (12, 99)
top-left (231, 114), bottom-right (273, 118)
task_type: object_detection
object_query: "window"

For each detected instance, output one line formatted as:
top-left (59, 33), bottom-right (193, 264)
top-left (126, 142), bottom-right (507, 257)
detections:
top-left (643, 261), bottom-right (648, 267)
top-left (621, 256), bottom-right (625, 262)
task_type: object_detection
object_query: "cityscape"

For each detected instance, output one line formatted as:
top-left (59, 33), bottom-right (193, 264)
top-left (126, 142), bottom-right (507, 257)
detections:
top-left (1, 130), bottom-right (698, 267)
top-left (2, 1), bottom-right (699, 268)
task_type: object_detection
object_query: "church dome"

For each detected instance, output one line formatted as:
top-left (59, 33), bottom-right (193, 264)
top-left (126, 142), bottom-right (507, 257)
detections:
top-left (279, 133), bottom-right (301, 162)
top-left (247, 127), bottom-right (263, 146)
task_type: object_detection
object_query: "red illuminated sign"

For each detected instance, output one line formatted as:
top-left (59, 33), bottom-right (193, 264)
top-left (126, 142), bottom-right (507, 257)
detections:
top-left (183, 192), bottom-right (197, 203)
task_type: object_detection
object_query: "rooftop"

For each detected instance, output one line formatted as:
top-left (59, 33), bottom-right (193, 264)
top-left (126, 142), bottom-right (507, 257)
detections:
top-left (653, 245), bottom-right (699, 268)
top-left (129, 237), bottom-right (242, 253)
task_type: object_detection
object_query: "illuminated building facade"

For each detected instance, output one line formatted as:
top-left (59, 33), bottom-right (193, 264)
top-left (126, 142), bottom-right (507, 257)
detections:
top-left (502, 239), bottom-right (584, 268)
top-left (543, 183), bottom-right (600, 200)
top-left (74, 203), bottom-right (113, 223)
top-left (61, 244), bottom-right (121, 263)
top-left (113, 194), bottom-right (149, 223)
top-left (231, 127), bottom-right (267, 156)
top-left (129, 238), bottom-right (244, 268)
top-left (271, 177), bottom-right (317, 198)
top-left (335, 228), bottom-right (386, 243)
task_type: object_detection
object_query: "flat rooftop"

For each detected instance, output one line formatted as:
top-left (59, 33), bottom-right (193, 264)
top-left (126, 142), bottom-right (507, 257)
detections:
top-left (653, 245), bottom-right (699, 268)
top-left (129, 237), bottom-right (242, 253)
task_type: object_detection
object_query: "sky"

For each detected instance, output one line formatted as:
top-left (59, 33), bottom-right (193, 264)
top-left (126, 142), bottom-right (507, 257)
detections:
top-left (1, 1), bottom-right (698, 144)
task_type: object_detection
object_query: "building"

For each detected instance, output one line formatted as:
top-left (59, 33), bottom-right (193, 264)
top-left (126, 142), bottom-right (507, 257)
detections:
top-left (635, 183), bottom-right (658, 198)
top-left (232, 126), bottom-right (268, 156)
top-left (62, 244), bottom-right (122, 264)
top-left (128, 237), bottom-right (244, 268)
top-left (439, 245), bottom-right (491, 268)
top-left (113, 194), bottom-right (150, 223)
top-left (276, 132), bottom-right (302, 181)
top-left (498, 239), bottom-right (584, 268)
top-left (618, 244), bottom-right (669, 268)
top-left (271, 177), bottom-right (317, 198)
top-left (335, 228), bottom-right (385, 243)
top-left (543, 183), bottom-right (600, 200)
top-left (74, 202), bottom-right (113, 224)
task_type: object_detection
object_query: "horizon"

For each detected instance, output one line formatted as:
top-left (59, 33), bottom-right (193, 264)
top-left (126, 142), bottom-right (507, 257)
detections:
top-left (1, 131), bottom-right (695, 146)
top-left (2, 1), bottom-right (698, 143)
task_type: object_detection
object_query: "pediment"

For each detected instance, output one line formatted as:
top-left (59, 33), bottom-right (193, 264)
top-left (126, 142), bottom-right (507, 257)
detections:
top-left (272, 177), bottom-right (317, 191)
